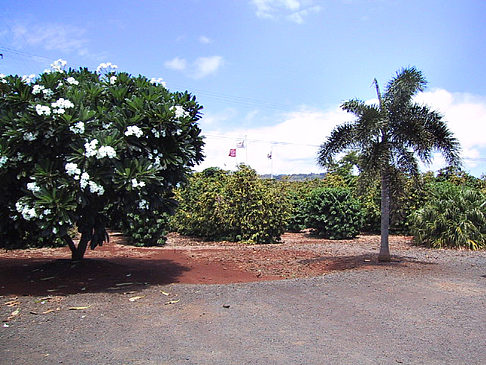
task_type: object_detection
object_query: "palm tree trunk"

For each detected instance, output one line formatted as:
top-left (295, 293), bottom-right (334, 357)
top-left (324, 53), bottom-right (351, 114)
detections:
top-left (379, 170), bottom-right (391, 262)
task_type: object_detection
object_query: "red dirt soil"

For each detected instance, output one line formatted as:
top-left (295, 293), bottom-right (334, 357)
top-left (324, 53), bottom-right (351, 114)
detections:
top-left (0, 232), bottom-right (415, 296)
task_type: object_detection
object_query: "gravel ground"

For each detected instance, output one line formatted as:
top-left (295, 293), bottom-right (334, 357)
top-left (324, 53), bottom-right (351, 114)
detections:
top-left (1, 242), bottom-right (485, 365)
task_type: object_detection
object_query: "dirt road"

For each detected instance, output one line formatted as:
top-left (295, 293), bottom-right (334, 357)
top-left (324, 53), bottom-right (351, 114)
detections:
top-left (1, 234), bottom-right (485, 364)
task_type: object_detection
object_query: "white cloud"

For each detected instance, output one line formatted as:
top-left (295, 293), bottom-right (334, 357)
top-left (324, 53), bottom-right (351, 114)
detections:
top-left (199, 35), bottom-right (212, 44)
top-left (251, 0), bottom-right (321, 23)
top-left (196, 107), bottom-right (349, 174)
top-left (195, 89), bottom-right (486, 176)
top-left (193, 56), bottom-right (224, 79)
top-left (164, 57), bottom-right (187, 71)
top-left (415, 89), bottom-right (486, 172)
top-left (12, 22), bottom-right (89, 55)
top-left (164, 55), bottom-right (224, 79)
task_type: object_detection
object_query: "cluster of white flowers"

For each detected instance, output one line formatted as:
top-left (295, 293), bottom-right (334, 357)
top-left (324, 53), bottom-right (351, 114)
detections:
top-left (171, 105), bottom-right (190, 119)
top-left (125, 125), bottom-right (143, 138)
top-left (66, 77), bottom-right (79, 85)
top-left (51, 59), bottom-right (67, 72)
top-left (32, 84), bottom-right (54, 97)
top-left (65, 166), bottom-right (104, 196)
top-left (151, 127), bottom-right (166, 138)
top-left (83, 139), bottom-right (116, 159)
top-left (96, 62), bottom-right (118, 74)
top-left (109, 76), bottom-right (117, 85)
top-left (69, 121), bottom-right (85, 134)
top-left (65, 162), bottom-right (81, 177)
top-left (26, 181), bottom-right (41, 193)
top-left (0, 74), bottom-right (6, 83)
top-left (138, 199), bottom-right (149, 210)
top-left (51, 98), bottom-right (74, 115)
top-left (35, 104), bottom-right (51, 116)
top-left (150, 77), bottom-right (167, 87)
top-left (84, 139), bottom-right (98, 157)
top-left (15, 201), bottom-right (37, 221)
top-left (88, 181), bottom-right (105, 195)
top-left (21, 74), bottom-right (36, 84)
top-left (23, 131), bottom-right (38, 141)
top-left (131, 178), bottom-right (146, 188)
top-left (80, 172), bottom-right (90, 188)
top-left (96, 145), bottom-right (116, 159)
top-left (0, 156), bottom-right (8, 168)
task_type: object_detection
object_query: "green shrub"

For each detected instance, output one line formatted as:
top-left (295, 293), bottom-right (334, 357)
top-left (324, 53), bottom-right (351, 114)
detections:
top-left (173, 165), bottom-right (291, 243)
top-left (410, 182), bottom-right (486, 250)
top-left (304, 187), bottom-right (363, 239)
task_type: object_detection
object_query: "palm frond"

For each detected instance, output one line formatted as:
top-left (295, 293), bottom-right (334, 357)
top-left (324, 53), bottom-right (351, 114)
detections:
top-left (384, 67), bottom-right (427, 109)
top-left (317, 122), bottom-right (357, 167)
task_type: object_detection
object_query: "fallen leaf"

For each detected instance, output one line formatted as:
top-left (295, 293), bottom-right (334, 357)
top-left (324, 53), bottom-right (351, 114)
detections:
top-left (223, 305), bottom-right (230, 309)
top-left (42, 309), bottom-right (56, 314)
top-left (4, 300), bottom-right (20, 307)
top-left (115, 282), bottom-right (134, 287)
top-left (160, 291), bottom-right (170, 296)
top-left (128, 296), bottom-right (144, 302)
top-left (68, 306), bottom-right (90, 310)
top-left (165, 299), bottom-right (180, 305)
top-left (40, 276), bottom-right (56, 281)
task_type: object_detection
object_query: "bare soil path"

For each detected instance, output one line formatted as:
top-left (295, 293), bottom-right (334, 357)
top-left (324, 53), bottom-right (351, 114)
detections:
top-left (1, 232), bottom-right (485, 364)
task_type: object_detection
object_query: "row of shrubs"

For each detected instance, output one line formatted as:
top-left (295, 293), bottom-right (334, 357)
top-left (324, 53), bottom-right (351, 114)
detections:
top-left (119, 164), bottom-right (486, 250)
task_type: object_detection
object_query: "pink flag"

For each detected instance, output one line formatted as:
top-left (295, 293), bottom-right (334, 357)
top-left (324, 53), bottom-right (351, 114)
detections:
top-left (228, 148), bottom-right (236, 157)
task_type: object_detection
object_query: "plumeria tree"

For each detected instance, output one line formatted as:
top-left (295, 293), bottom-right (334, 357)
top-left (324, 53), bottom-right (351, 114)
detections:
top-left (0, 60), bottom-right (204, 259)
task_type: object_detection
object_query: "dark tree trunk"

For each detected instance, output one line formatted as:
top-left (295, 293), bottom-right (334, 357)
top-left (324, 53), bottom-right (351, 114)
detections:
top-left (379, 171), bottom-right (391, 262)
top-left (64, 234), bottom-right (90, 261)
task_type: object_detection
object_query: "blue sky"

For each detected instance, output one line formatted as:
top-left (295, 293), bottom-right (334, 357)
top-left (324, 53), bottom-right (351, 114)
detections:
top-left (1, 0), bottom-right (485, 176)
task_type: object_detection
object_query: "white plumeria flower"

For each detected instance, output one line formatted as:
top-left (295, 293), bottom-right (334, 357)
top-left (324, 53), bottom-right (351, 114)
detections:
top-left (66, 77), bottom-right (79, 85)
top-left (21, 74), bottom-right (36, 84)
top-left (131, 178), bottom-right (146, 188)
top-left (53, 108), bottom-right (65, 115)
top-left (65, 162), bottom-right (81, 177)
top-left (27, 182), bottom-right (41, 193)
top-left (23, 132), bottom-right (38, 141)
top-left (125, 125), bottom-right (143, 138)
top-left (35, 105), bottom-right (51, 116)
top-left (150, 77), bottom-right (167, 87)
top-left (171, 105), bottom-right (189, 119)
top-left (42, 88), bottom-right (54, 98)
top-left (88, 181), bottom-right (105, 195)
top-left (0, 156), bottom-right (8, 168)
top-left (96, 145), bottom-right (116, 159)
top-left (151, 128), bottom-right (160, 138)
top-left (84, 139), bottom-right (98, 157)
top-left (96, 62), bottom-right (118, 74)
top-left (51, 98), bottom-right (74, 109)
top-left (32, 85), bottom-right (45, 95)
top-left (51, 59), bottom-right (67, 72)
top-left (69, 121), bottom-right (85, 134)
top-left (80, 172), bottom-right (90, 188)
top-left (138, 199), bottom-right (149, 210)
top-left (109, 76), bottom-right (117, 85)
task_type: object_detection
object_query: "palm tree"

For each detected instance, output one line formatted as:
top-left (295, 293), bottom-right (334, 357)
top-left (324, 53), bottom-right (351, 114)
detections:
top-left (318, 67), bottom-right (461, 261)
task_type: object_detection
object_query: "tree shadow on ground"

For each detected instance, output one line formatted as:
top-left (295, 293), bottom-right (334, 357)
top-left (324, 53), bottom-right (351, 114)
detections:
top-left (298, 253), bottom-right (437, 272)
top-left (0, 257), bottom-right (190, 296)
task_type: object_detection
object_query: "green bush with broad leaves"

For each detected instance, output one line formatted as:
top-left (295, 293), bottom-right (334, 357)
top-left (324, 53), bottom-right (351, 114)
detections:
top-left (173, 165), bottom-right (291, 243)
top-left (0, 60), bottom-right (204, 259)
top-left (410, 182), bottom-right (486, 250)
top-left (303, 187), bottom-right (363, 239)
